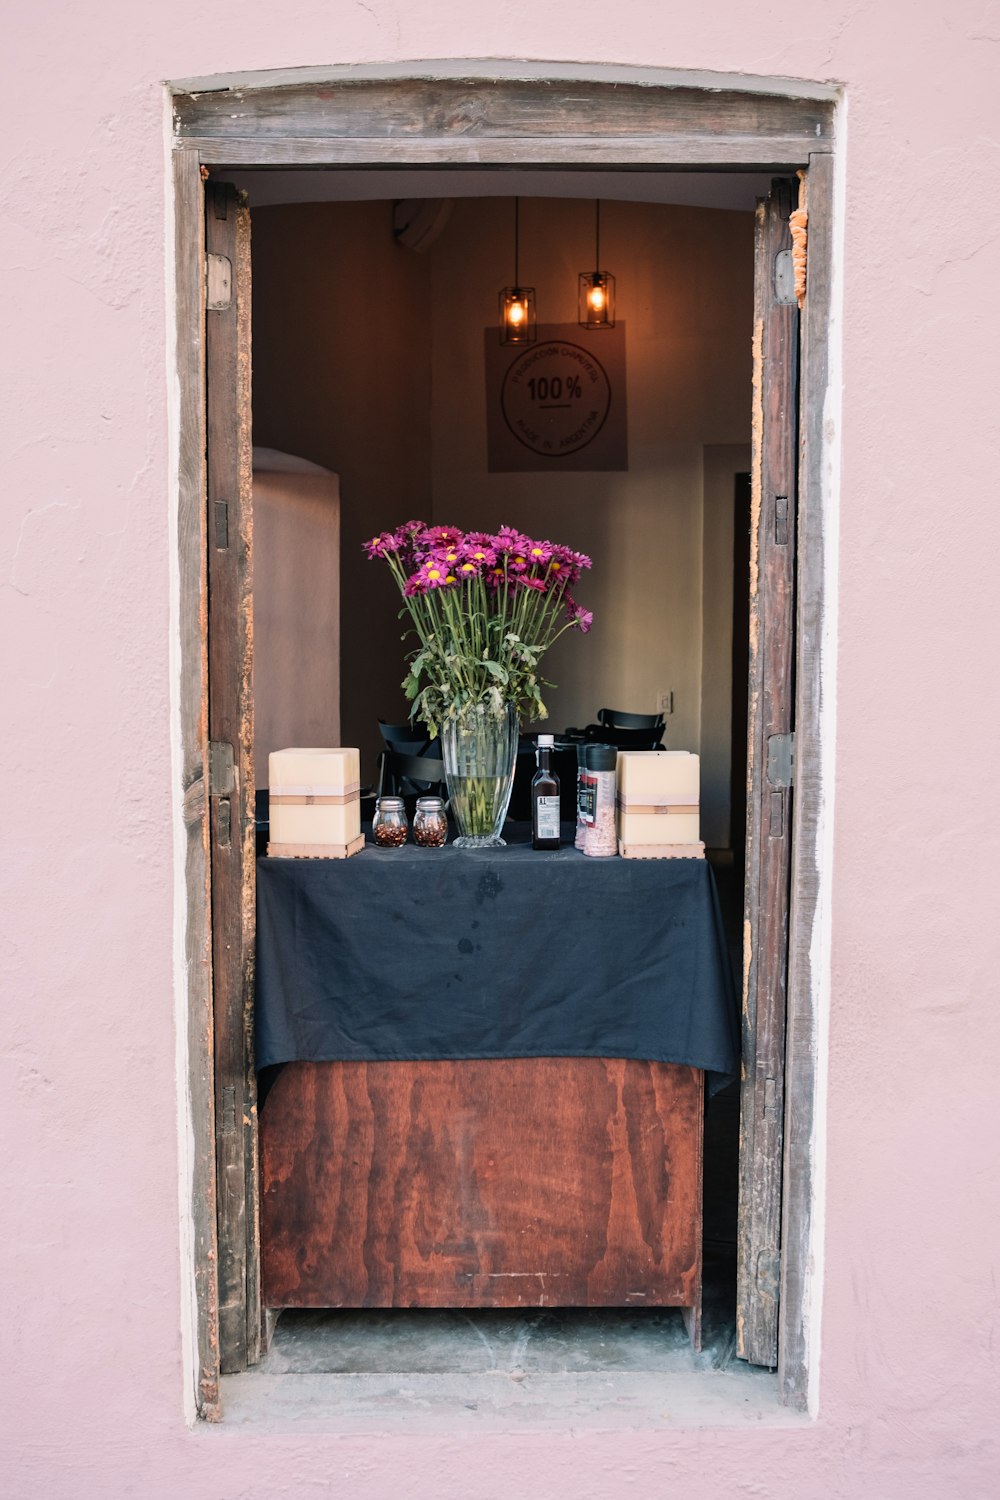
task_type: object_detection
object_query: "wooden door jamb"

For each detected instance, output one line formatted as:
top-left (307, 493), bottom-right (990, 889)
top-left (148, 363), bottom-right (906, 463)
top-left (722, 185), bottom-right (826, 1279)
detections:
top-left (170, 72), bottom-right (837, 1417)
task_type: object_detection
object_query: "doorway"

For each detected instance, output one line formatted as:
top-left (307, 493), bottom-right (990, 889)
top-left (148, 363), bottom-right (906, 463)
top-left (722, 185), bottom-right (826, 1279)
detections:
top-left (171, 66), bottom-right (836, 1418)
top-left (247, 175), bottom-right (755, 1380)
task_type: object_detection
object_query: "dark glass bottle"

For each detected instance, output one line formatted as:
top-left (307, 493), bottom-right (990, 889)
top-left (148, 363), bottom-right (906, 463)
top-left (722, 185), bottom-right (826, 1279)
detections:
top-left (532, 733), bottom-right (561, 850)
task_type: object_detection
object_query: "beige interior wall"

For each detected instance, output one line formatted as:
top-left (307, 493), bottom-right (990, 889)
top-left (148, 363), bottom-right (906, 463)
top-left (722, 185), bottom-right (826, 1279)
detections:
top-left (252, 467), bottom-right (341, 782)
top-left (251, 202), bottom-right (433, 785)
top-left (429, 198), bottom-right (753, 759)
top-left (251, 196), bottom-right (753, 832)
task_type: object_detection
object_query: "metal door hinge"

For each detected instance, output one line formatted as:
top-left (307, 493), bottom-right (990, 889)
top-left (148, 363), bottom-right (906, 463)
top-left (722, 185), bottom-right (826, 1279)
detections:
top-left (775, 494), bottom-right (790, 546)
top-left (767, 732), bottom-right (795, 789)
top-left (206, 253), bottom-right (232, 310)
top-left (214, 500), bottom-right (229, 549)
top-left (774, 248), bottom-right (796, 304)
top-left (208, 741), bottom-right (235, 796)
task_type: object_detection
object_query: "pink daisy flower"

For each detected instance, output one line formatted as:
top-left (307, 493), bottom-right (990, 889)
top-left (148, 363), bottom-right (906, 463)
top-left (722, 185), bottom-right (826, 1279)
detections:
top-left (565, 597), bottom-right (594, 632)
top-left (419, 524), bottom-right (464, 550)
top-left (363, 530), bottom-right (398, 559)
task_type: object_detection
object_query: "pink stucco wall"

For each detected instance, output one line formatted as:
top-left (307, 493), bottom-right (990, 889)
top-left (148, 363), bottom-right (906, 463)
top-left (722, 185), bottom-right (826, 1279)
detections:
top-left (4, 4), bottom-right (998, 1496)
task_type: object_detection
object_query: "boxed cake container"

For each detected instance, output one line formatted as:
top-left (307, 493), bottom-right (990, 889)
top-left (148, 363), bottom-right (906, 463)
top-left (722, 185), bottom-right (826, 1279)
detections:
top-left (267, 747), bottom-right (363, 858)
top-left (616, 750), bottom-right (704, 859)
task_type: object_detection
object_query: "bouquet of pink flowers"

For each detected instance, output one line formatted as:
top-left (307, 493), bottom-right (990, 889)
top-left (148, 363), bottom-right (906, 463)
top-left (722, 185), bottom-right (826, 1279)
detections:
top-left (364, 522), bottom-right (593, 731)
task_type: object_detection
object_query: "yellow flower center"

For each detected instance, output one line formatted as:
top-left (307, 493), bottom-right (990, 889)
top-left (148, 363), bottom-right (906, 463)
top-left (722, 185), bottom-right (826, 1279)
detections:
top-left (446, 551), bottom-right (457, 562)
top-left (514, 555), bottom-right (525, 565)
top-left (531, 547), bottom-right (544, 557)
top-left (461, 562), bottom-right (475, 573)
top-left (551, 561), bottom-right (561, 570)
top-left (445, 574), bottom-right (456, 583)
top-left (426, 567), bottom-right (440, 580)
top-left (473, 551), bottom-right (485, 560)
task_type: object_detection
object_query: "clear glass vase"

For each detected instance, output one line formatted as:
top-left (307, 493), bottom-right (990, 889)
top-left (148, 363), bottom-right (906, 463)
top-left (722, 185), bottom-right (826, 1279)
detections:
top-left (441, 702), bottom-right (519, 848)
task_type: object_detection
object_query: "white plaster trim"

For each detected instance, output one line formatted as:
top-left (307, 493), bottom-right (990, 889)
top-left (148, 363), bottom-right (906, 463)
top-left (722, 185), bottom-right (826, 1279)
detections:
top-left (803, 90), bottom-right (847, 1420)
top-left (168, 56), bottom-right (841, 102)
top-left (164, 83), bottom-right (199, 1429)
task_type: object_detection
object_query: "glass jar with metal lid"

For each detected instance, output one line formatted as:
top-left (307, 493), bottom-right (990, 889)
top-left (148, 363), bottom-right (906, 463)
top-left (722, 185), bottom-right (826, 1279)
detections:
top-left (413, 796), bottom-right (448, 848)
top-left (373, 796), bottom-right (408, 848)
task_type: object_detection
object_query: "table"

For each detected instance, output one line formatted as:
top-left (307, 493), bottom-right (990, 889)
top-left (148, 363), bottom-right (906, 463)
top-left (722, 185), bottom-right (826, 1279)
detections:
top-left (256, 825), bottom-right (738, 1088)
top-left (256, 826), bottom-right (739, 1340)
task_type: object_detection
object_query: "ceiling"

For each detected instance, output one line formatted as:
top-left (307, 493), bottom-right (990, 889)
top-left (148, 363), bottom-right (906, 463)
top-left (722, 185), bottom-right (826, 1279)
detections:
top-left (232, 168), bottom-right (772, 213)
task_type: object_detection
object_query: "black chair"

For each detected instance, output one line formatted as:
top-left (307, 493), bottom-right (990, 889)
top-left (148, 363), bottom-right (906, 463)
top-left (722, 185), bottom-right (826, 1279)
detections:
top-left (597, 707), bottom-right (666, 736)
top-left (565, 707), bottom-right (666, 752)
top-left (377, 748), bottom-right (448, 802)
top-left (378, 719), bottom-right (441, 758)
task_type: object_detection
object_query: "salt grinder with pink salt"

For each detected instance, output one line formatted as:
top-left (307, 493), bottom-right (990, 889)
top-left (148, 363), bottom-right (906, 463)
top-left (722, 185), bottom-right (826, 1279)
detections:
top-left (583, 744), bottom-right (618, 857)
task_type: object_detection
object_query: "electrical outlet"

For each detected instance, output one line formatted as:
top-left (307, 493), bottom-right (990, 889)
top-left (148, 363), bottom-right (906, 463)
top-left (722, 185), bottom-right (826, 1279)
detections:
top-left (657, 690), bottom-right (674, 716)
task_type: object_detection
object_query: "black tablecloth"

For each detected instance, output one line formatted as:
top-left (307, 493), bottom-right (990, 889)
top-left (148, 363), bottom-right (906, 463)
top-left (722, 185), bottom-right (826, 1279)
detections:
top-left (255, 824), bottom-right (740, 1093)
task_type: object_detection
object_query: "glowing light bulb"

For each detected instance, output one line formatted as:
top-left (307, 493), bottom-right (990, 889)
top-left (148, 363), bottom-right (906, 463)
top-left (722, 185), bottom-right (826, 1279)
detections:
top-left (579, 268), bottom-right (615, 329)
top-left (499, 282), bottom-right (535, 344)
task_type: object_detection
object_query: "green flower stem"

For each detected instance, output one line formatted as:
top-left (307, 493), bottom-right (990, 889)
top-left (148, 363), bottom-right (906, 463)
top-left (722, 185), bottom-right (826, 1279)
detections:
top-left (381, 541), bottom-right (587, 733)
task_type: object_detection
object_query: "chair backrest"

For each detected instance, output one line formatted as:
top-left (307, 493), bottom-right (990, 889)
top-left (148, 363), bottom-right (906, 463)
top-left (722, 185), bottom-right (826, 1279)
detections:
top-left (378, 748), bottom-right (448, 801)
top-left (597, 707), bottom-right (666, 732)
top-left (585, 722), bottom-right (665, 752)
top-left (591, 707), bottom-right (666, 751)
top-left (378, 719), bottom-right (441, 757)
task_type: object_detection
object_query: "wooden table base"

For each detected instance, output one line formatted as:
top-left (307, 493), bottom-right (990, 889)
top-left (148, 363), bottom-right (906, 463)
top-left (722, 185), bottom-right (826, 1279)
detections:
top-left (260, 1057), bottom-right (703, 1346)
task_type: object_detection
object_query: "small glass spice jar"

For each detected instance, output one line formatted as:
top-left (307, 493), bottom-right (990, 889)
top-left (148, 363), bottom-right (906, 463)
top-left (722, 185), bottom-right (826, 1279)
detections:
top-left (373, 796), bottom-right (408, 848)
top-left (413, 796), bottom-right (448, 848)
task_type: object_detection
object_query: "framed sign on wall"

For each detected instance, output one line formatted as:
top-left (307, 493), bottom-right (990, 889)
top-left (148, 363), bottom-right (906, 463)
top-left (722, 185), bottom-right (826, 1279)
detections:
top-left (484, 323), bottom-right (628, 472)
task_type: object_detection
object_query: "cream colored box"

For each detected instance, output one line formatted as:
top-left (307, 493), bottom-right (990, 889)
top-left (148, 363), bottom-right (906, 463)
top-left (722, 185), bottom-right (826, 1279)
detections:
top-left (268, 747), bottom-right (361, 854)
top-left (616, 751), bottom-right (701, 846)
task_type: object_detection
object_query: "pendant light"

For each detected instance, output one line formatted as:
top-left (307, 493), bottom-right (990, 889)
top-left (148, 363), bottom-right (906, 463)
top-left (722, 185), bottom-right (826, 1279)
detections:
top-left (579, 201), bottom-right (616, 330)
top-left (499, 198), bottom-right (536, 345)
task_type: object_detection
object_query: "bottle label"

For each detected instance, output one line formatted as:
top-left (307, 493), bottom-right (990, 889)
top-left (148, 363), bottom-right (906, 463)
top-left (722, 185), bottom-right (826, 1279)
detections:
top-left (536, 796), bottom-right (561, 840)
top-left (579, 776), bottom-right (596, 825)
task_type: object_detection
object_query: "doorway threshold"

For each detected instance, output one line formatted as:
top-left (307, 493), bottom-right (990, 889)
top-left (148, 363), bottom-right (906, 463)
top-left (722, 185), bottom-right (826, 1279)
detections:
top-left (216, 1275), bottom-right (800, 1432)
top-left (218, 1344), bottom-right (789, 1435)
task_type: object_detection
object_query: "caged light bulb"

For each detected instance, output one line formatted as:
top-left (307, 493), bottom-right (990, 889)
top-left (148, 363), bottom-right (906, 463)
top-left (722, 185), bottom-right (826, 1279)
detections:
top-left (579, 269), bottom-right (615, 329)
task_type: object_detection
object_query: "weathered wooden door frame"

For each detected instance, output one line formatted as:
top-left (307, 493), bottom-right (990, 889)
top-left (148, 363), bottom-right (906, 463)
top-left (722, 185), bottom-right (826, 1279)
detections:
top-left (170, 64), bottom-right (838, 1419)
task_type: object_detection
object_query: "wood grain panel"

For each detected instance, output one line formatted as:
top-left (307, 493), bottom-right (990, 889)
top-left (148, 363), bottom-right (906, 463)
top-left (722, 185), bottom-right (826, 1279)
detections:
top-left (737, 178), bottom-right (798, 1369)
top-left (780, 150), bottom-right (835, 1410)
top-left (175, 78), bottom-right (832, 146)
top-left (205, 182), bottom-right (260, 1372)
top-left (184, 136), bottom-right (823, 170)
top-left (261, 1059), bottom-right (702, 1320)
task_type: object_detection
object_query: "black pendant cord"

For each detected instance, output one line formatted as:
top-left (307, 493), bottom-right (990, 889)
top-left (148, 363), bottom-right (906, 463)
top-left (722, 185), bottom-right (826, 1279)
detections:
top-left (595, 199), bottom-right (601, 271)
top-left (514, 196), bottom-right (520, 286)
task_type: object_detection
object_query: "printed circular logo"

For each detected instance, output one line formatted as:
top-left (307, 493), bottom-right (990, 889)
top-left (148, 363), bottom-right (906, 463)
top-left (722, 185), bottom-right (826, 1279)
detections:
top-left (500, 340), bottom-right (612, 458)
